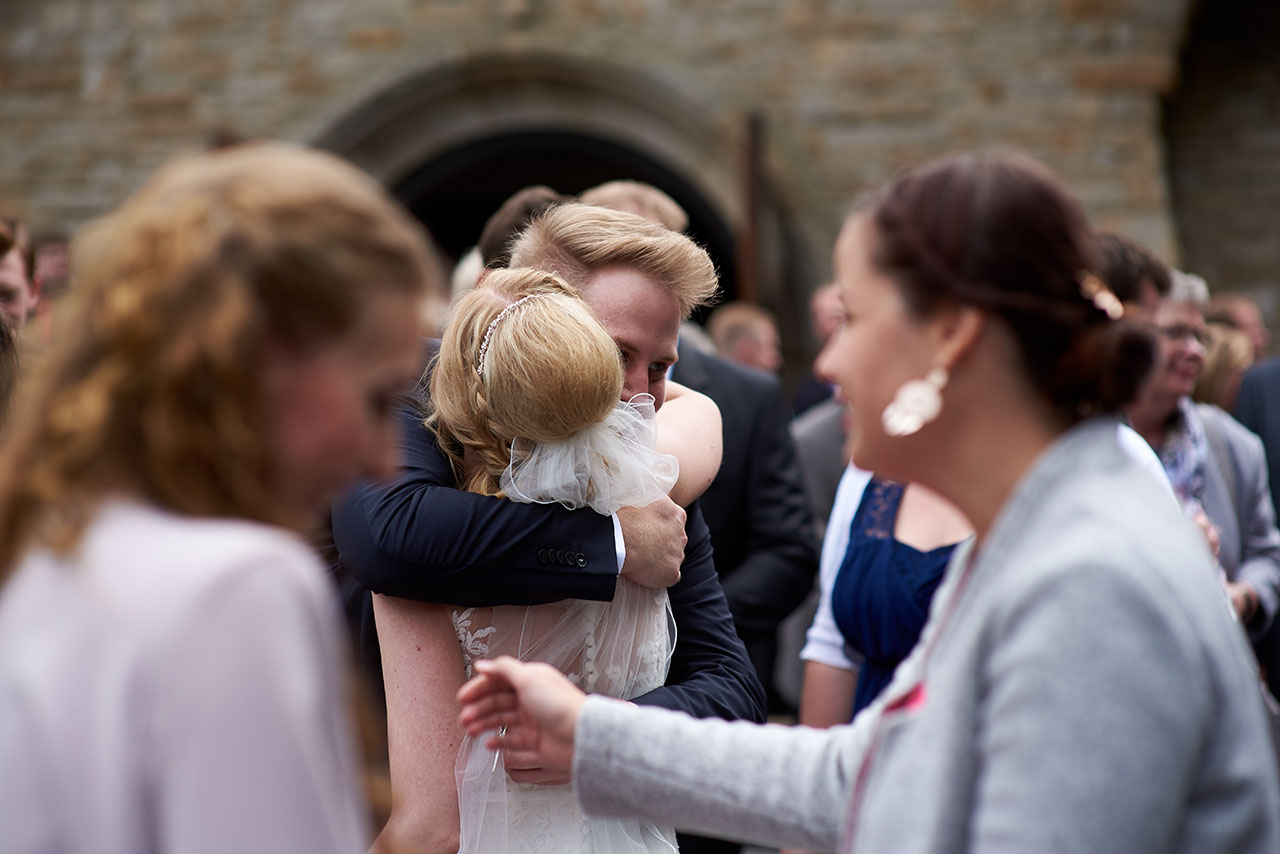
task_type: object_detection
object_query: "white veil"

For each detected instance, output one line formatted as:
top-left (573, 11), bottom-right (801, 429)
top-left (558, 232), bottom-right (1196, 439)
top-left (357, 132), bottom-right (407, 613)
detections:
top-left (455, 392), bottom-right (681, 853)
top-left (500, 393), bottom-right (678, 515)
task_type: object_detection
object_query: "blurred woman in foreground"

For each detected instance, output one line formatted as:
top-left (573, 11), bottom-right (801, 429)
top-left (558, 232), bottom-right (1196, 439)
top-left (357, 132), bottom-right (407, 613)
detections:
top-left (457, 151), bottom-right (1280, 853)
top-left (0, 143), bottom-right (433, 853)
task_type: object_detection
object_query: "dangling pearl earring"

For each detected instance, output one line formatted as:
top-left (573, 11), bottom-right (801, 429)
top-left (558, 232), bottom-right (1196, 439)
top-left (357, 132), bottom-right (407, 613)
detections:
top-left (881, 366), bottom-right (948, 437)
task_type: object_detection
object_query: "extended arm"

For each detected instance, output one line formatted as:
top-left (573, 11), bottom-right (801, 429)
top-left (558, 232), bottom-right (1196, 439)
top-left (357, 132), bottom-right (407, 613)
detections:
top-left (658, 381), bottom-right (723, 508)
top-left (371, 596), bottom-right (465, 854)
top-left (576, 698), bottom-right (861, 850)
top-left (798, 661), bottom-right (857, 729)
top-left (455, 657), bottom-right (867, 852)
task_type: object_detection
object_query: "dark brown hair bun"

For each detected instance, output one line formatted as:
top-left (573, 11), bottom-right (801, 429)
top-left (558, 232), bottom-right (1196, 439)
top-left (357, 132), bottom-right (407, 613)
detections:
top-left (866, 151), bottom-right (1155, 423)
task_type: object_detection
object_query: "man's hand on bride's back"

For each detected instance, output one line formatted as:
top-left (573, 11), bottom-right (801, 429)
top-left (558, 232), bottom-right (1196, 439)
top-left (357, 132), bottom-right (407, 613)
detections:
top-left (617, 498), bottom-right (687, 589)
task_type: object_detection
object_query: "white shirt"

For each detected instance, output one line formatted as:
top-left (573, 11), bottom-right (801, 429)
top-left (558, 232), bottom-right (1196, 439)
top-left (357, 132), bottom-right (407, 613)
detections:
top-left (0, 499), bottom-right (368, 854)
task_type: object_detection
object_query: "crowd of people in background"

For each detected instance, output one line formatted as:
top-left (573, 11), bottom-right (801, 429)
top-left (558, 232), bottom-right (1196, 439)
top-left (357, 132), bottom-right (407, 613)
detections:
top-left (0, 136), bottom-right (1278, 854)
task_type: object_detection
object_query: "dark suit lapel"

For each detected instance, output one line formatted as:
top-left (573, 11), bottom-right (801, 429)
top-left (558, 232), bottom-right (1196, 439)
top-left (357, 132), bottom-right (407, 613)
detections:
top-left (673, 338), bottom-right (714, 394)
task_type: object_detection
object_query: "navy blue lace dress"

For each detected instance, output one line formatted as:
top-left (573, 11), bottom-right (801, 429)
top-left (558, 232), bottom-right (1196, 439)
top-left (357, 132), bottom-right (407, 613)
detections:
top-left (831, 478), bottom-right (958, 716)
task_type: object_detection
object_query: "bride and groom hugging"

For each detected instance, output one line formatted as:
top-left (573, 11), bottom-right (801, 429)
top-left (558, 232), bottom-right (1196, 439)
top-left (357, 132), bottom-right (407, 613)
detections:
top-left (330, 203), bottom-right (767, 853)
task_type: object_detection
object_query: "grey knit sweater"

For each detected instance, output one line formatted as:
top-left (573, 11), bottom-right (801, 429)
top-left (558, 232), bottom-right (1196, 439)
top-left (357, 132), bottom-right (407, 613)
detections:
top-left (574, 417), bottom-right (1280, 853)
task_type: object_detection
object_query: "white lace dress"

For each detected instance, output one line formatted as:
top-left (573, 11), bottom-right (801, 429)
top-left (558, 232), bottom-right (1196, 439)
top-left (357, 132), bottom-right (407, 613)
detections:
top-left (452, 396), bottom-right (681, 854)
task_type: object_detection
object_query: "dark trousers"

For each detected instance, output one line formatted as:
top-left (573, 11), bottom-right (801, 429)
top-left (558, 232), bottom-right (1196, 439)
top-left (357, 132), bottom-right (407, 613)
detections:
top-left (677, 832), bottom-right (741, 854)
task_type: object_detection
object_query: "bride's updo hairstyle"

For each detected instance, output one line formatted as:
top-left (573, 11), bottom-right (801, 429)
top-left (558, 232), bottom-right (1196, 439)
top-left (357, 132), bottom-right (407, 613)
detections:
top-left (430, 267), bottom-right (623, 497)
top-left (866, 151), bottom-right (1155, 423)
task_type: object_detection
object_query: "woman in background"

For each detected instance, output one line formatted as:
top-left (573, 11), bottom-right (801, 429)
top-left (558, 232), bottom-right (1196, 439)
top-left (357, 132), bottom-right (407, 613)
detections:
top-left (0, 143), bottom-right (434, 854)
top-left (798, 467), bottom-right (970, 727)
top-left (1126, 271), bottom-right (1280, 641)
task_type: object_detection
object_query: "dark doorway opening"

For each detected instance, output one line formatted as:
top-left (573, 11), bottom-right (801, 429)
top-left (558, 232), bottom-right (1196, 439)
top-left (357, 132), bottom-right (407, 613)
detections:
top-left (1162, 0), bottom-right (1280, 322)
top-left (393, 129), bottom-right (738, 316)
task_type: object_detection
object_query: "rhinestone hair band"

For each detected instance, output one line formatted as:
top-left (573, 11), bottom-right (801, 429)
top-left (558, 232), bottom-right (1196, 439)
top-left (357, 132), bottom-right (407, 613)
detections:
top-left (476, 293), bottom-right (555, 378)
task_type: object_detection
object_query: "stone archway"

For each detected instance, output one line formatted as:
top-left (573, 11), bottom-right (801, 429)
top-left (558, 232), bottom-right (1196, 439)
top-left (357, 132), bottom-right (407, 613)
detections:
top-left (308, 51), bottom-right (816, 334)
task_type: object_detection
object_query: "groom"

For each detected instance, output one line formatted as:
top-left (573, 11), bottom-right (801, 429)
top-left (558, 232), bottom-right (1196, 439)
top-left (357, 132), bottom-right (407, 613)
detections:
top-left (331, 203), bottom-right (766, 775)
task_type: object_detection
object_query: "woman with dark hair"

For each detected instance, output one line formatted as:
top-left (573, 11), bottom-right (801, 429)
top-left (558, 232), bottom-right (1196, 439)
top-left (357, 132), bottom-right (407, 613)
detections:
top-left (456, 151), bottom-right (1280, 853)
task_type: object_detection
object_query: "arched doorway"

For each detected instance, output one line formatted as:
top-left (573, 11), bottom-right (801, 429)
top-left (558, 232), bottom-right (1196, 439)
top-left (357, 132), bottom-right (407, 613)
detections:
top-left (310, 52), bottom-right (817, 344)
top-left (392, 128), bottom-right (738, 312)
top-left (1163, 0), bottom-right (1280, 329)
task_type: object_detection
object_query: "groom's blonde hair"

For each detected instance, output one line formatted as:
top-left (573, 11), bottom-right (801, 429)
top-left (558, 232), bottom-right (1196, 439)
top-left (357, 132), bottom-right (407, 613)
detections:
top-left (508, 203), bottom-right (717, 318)
top-left (429, 267), bottom-right (623, 496)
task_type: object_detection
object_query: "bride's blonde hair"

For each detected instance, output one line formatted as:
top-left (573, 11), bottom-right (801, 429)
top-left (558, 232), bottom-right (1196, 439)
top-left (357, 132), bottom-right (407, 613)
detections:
top-left (430, 268), bottom-right (623, 496)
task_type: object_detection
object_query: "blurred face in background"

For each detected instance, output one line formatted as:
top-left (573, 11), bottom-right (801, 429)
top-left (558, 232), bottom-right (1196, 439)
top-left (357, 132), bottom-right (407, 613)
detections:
top-left (1148, 298), bottom-right (1209, 412)
top-left (0, 249), bottom-right (37, 330)
top-left (810, 284), bottom-right (844, 343)
top-left (260, 291), bottom-right (424, 527)
top-left (730, 319), bottom-right (782, 374)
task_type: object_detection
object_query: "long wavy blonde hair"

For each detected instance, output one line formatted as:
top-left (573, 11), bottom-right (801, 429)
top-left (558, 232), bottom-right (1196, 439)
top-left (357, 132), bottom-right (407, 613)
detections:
top-left (0, 143), bottom-right (436, 585)
top-left (429, 267), bottom-right (623, 496)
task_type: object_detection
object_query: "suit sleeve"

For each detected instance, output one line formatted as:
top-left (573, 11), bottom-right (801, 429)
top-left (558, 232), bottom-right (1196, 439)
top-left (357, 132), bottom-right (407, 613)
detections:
top-left (719, 381), bottom-right (820, 641)
top-left (630, 502), bottom-right (767, 722)
top-left (330, 399), bottom-right (619, 607)
top-left (1232, 427), bottom-right (1280, 637)
top-left (574, 696), bottom-right (869, 850)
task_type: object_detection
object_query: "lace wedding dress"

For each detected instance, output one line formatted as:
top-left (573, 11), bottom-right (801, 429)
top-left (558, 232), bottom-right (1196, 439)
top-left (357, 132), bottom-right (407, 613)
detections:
top-left (452, 396), bottom-right (681, 854)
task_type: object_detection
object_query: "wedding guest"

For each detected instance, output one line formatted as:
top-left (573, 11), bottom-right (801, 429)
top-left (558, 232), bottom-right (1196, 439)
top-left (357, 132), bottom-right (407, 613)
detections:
top-left (1208, 292), bottom-right (1269, 362)
top-left (707, 300), bottom-right (783, 374)
top-left (792, 283), bottom-right (843, 415)
top-left (798, 467), bottom-right (971, 725)
top-left (0, 215), bottom-right (39, 332)
top-left (1126, 270), bottom-right (1280, 638)
top-left (580, 179), bottom-right (688, 232)
top-left (1195, 323), bottom-right (1253, 411)
top-left (477, 184), bottom-right (565, 269)
top-left (0, 143), bottom-right (435, 854)
top-left (457, 151), bottom-right (1280, 854)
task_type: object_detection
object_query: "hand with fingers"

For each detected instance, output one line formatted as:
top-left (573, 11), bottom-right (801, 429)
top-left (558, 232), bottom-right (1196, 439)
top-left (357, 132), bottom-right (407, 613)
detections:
top-left (457, 656), bottom-right (590, 782)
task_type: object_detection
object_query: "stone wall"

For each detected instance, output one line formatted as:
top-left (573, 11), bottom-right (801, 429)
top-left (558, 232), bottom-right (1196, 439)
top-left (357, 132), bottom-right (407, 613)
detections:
top-left (2, 0), bottom-right (1194, 304)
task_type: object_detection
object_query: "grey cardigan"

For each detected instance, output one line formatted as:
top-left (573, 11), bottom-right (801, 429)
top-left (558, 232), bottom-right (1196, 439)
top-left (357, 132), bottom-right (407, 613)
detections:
top-left (574, 417), bottom-right (1280, 853)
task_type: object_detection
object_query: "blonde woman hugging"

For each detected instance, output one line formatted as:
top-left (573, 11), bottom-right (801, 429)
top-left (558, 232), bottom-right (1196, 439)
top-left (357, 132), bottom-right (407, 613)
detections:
top-left (373, 267), bottom-right (721, 853)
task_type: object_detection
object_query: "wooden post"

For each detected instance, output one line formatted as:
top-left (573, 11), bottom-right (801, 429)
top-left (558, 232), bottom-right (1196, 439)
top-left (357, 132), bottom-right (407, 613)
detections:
top-left (737, 111), bottom-right (765, 304)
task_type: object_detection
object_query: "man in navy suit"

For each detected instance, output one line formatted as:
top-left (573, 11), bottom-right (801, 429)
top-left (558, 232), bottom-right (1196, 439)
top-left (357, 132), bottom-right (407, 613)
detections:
top-left (331, 203), bottom-right (765, 786)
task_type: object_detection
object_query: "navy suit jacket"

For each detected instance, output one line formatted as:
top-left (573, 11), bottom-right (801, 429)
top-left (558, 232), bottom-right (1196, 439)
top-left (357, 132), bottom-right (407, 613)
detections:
top-left (1235, 357), bottom-right (1280, 517)
top-left (330, 372), bottom-right (765, 723)
top-left (1234, 356), bottom-right (1280, 695)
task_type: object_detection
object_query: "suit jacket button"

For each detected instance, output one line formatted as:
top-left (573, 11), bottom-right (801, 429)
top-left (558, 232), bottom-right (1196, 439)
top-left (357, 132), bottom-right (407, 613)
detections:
top-left (576, 553), bottom-right (587, 567)
top-left (538, 549), bottom-right (548, 564)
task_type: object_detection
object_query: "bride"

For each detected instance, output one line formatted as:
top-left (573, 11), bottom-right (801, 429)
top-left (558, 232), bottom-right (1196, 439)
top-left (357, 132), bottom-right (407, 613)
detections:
top-left (372, 267), bottom-right (720, 853)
